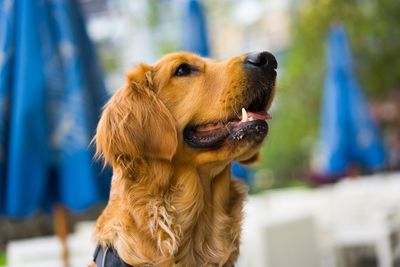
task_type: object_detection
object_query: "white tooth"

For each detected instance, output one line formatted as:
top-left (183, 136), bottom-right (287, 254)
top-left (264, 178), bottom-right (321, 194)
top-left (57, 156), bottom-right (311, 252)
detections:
top-left (241, 108), bottom-right (248, 122)
top-left (249, 116), bottom-right (254, 121)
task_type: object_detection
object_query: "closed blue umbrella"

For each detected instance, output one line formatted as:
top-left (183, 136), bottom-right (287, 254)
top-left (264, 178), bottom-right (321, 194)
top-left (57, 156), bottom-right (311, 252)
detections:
top-left (0, 0), bottom-right (110, 217)
top-left (182, 0), bottom-right (210, 57)
top-left (317, 25), bottom-right (386, 179)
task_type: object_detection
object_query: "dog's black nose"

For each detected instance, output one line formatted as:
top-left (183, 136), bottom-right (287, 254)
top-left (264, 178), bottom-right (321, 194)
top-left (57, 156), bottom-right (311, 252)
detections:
top-left (244, 51), bottom-right (277, 69)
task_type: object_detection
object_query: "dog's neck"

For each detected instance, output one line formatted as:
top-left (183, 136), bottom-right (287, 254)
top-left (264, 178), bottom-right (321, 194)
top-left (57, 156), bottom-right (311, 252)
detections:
top-left (94, 158), bottom-right (247, 267)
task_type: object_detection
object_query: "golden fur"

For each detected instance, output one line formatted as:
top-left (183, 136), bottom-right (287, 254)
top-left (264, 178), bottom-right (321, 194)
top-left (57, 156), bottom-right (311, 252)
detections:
top-left (92, 52), bottom-right (275, 266)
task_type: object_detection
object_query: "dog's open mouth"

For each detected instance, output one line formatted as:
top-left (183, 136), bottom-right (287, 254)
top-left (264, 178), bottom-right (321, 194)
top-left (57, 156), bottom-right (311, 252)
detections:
top-left (184, 94), bottom-right (272, 149)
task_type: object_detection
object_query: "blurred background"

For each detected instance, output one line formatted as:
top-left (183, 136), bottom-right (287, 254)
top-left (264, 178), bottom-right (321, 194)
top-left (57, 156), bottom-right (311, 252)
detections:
top-left (1, 0), bottom-right (400, 266)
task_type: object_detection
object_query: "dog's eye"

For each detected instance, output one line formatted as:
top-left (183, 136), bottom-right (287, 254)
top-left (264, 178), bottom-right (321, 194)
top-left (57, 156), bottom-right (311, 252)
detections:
top-left (173, 63), bottom-right (194, 77)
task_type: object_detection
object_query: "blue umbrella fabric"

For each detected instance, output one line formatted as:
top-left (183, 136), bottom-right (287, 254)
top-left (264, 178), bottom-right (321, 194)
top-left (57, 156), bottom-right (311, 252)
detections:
top-left (182, 0), bottom-right (210, 57)
top-left (0, 0), bottom-right (110, 217)
top-left (317, 25), bottom-right (386, 179)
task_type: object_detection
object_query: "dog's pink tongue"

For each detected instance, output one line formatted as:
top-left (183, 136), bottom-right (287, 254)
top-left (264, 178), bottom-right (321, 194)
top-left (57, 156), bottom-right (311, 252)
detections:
top-left (249, 111), bottom-right (271, 120)
top-left (196, 122), bottom-right (225, 132)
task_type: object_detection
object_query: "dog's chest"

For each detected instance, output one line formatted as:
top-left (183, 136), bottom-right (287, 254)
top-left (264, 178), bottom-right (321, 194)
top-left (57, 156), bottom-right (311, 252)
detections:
top-left (173, 179), bottom-right (246, 266)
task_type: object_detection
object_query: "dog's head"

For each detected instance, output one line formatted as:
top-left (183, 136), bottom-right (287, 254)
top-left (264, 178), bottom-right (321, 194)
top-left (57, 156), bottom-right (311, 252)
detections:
top-left (96, 51), bottom-right (277, 167)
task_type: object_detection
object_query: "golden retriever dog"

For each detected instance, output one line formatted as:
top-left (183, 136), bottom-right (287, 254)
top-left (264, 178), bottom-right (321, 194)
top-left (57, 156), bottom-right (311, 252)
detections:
top-left (91, 51), bottom-right (277, 267)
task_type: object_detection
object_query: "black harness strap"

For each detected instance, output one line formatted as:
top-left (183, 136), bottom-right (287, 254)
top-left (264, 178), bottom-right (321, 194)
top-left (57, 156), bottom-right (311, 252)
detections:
top-left (93, 245), bottom-right (235, 266)
top-left (93, 245), bottom-right (134, 267)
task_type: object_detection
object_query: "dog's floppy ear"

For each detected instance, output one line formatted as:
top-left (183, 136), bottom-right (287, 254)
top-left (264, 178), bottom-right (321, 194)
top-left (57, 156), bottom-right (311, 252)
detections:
top-left (95, 64), bottom-right (177, 166)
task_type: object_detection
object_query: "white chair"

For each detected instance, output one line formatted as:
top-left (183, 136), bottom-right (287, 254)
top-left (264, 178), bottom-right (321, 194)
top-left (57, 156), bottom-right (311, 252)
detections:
top-left (329, 177), bottom-right (399, 267)
top-left (237, 194), bottom-right (320, 267)
top-left (7, 222), bottom-right (96, 267)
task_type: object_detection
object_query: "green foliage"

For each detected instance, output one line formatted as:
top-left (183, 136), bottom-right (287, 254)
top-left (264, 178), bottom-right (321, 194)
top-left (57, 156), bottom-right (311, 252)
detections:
top-left (0, 252), bottom-right (5, 265)
top-left (259, 0), bottom-right (400, 186)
